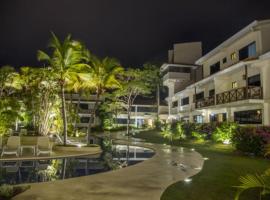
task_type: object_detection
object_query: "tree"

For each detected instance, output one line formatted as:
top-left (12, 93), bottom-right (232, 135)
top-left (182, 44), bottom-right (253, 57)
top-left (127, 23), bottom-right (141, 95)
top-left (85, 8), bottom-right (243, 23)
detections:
top-left (37, 33), bottom-right (86, 145)
top-left (112, 68), bottom-right (152, 137)
top-left (0, 66), bottom-right (22, 135)
top-left (0, 66), bottom-right (21, 98)
top-left (19, 67), bottom-right (61, 136)
top-left (234, 147), bottom-right (270, 199)
top-left (77, 55), bottom-right (123, 144)
top-left (143, 63), bottom-right (162, 119)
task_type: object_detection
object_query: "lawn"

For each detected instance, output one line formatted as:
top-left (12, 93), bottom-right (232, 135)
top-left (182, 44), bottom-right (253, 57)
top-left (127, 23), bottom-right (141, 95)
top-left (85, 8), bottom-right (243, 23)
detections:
top-left (134, 130), bottom-right (270, 200)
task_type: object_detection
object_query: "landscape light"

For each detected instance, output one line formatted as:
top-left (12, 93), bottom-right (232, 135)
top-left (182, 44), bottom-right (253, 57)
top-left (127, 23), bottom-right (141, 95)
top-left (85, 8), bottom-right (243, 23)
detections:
top-left (184, 178), bottom-right (192, 183)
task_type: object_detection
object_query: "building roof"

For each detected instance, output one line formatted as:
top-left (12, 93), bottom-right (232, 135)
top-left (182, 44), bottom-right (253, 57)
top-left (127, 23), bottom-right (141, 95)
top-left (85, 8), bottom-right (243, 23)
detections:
top-left (195, 19), bottom-right (270, 65)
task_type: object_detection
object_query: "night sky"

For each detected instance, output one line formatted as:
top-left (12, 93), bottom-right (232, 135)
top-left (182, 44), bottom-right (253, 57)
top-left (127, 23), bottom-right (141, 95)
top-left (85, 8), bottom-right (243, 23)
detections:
top-left (1, 0), bottom-right (270, 68)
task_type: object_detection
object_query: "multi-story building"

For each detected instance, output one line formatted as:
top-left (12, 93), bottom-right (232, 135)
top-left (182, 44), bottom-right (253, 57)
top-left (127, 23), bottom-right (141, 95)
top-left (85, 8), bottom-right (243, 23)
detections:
top-left (162, 20), bottom-right (270, 125)
top-left (116, 99), bottom-right (168, 128)
top-left (65, 94), bottom-right (168, 130)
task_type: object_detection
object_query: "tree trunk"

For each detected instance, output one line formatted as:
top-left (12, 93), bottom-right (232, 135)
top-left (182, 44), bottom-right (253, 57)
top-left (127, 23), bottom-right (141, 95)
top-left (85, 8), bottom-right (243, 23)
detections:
top-left (61, 84), bottom-right (68, 145)
top-left (74, 91), bottom-right (81, 132)
top-left (126, 104), bottom-right (131, 137)
top-left (156, 84), bottom-right (160, 119)
top-left (87, 93), bottom-right (100, 145)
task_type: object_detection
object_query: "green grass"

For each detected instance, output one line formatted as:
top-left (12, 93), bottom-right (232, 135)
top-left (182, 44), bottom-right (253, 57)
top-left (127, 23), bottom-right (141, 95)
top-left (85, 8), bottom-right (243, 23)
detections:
top-left (134, 130), bottom-right (270, 200)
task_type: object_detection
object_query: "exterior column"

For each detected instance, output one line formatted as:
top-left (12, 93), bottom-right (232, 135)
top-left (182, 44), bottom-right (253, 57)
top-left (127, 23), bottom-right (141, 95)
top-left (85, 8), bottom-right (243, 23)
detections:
top-left (263, 102), bottom-right (270, 126)
top-left (204, 110), bottom-right (210, 123)
top-left (226, 107), bottom-right (232, 122)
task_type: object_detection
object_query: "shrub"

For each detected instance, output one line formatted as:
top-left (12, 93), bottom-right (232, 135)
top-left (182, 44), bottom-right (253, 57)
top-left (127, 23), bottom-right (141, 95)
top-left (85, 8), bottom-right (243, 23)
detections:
top-left (232, 126), bottom-right (270, 156)
top-left (174, 122), bottom-right (186, 140)
top-left (0, 184), bottom-right (30, 200)
top-left (154, 118), bottom-right (163, 131)
top-left (161, 123), bottom-right (173, 142)
top-left (212, 122), bottom-right (238, 144)
top-left (191, 130), bottom-right (207, 141)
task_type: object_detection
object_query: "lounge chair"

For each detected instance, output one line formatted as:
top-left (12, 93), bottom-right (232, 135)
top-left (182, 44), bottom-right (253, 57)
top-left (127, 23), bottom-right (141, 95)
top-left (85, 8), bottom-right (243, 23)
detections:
top-left (0, 136), bottom-right (2, 150)
top-left (1, 136), bottom-right (21, 157)
top-left (36, 137), bottom-right (52, 156)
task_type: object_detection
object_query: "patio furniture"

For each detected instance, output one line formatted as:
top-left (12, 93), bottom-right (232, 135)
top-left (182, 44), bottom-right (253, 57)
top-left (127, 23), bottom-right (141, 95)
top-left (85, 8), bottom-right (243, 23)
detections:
top-left (20, 145), bottom-right (36, 156)
top-left (1, 136), bottom-right (21, 157)
top-left (36, 137), bottom-right (52, 156)
top-left (0, 136), bottom-right (2, 150)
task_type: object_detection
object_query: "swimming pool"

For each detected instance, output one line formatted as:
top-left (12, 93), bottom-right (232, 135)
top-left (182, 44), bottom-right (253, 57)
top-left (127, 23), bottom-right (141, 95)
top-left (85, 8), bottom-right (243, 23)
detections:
top-left (0, 145), bottom-right (155, 185)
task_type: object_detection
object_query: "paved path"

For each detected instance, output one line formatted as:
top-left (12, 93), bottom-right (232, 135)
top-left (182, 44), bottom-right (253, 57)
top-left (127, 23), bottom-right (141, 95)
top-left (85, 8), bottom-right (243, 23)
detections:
top-left (14, 134), bottom-right (204, 200)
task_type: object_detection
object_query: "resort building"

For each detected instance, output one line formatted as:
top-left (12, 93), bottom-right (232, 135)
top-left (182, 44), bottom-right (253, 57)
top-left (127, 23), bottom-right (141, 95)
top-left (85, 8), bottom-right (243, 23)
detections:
top-left (65, 94), bottom-right (168, 130)
top-left (116, 99), bottom-right (168, 128)
top-left (162, 20), bottom-right (270, 125)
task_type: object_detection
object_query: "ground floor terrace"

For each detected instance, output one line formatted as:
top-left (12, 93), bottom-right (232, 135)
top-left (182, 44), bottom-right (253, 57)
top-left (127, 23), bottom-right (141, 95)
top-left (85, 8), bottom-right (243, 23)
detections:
top-left (12, 132), bottom-right (204, 200)
top-left (173, 99), bottom-right (270, 125)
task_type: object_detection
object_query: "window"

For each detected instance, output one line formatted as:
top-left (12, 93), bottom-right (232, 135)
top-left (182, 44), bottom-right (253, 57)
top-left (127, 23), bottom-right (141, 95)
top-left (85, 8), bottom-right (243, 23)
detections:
top-left (234, 109), bottom-right (262, 124)
top-left (248, 74), bottom-right (261, 86)
top-left (79, 104), bottom-right (88, 110)
top-left (195, 92), bottom-right (204, 101)
top-left (222, 57), bottom-right (227, 64)
top-left (172, 101), bottom-right (178, 108)
top-left (210, 113), bottom-right (227, 122)
top-left (210, 62), bottom-right (220, 75)
top-left (181, 97), bottom-right (189, 106)
top-left (232, 81), bottom-right (238, 89)
top-left (137, 107), bottom-right (157, 113)
top-left (231, 52), bottom-right (237, 60)
top-left (193, 115), bottom-right (203, 123)
top-left (209, 89), bottom-right (215, 97)
top-left (117, 118), bottom-right (135, 124)
top-left (239, 42), bottom-right (256, 60)
top-left (80, 117), bottom-right (90, 123)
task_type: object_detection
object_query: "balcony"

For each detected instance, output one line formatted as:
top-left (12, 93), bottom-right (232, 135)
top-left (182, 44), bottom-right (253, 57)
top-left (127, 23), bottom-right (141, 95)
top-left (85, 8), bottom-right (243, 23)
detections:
top-left (216, 86), bottom-right (263, 105)
top-left (195, 96), bottom-right (215, 108)
top-left (171, 107), bottom-right (178, 115)
top-left (163, 72), bottom-right (190, 85)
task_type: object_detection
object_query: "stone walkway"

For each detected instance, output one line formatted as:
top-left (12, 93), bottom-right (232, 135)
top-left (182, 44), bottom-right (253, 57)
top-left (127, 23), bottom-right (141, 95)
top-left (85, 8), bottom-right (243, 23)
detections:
top-left (14, 134), bottom-right (204, 200)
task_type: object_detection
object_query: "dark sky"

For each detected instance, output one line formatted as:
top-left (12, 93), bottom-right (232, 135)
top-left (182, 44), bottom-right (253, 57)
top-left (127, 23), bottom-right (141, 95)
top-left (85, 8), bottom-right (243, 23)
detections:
top-left (1, 0), bottom-right (270, 68)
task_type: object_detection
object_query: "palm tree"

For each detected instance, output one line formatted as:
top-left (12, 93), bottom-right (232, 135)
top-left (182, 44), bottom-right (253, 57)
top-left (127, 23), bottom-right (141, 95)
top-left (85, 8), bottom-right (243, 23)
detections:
top-left (37, 33), bottom-right (86, 145)
top-left (78, 55), bottom-right (123, 144)
top-left (234, 147), bottom-right (270, 199)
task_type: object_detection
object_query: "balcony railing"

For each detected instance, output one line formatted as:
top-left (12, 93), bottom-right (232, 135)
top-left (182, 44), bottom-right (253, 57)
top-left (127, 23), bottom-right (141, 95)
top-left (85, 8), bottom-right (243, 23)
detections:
top-left (216, 86), bottom-right (263, 105)
top-left (195, 96), bottom-right (215, 108)
top-left (171, 107), bottom-right (178, 115)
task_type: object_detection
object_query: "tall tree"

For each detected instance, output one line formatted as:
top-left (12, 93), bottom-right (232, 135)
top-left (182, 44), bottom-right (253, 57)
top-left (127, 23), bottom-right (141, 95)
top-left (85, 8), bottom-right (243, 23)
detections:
top-left (78, 55), bottom-right (123, 144)
top-left (112, 68), bottom-right (152, 137)
top-left (0, 66), bottom-right (22, 135)
top-left (37, 33), bottom-right (86, 145)
top-left (143, 63), bottom-right (162, 119)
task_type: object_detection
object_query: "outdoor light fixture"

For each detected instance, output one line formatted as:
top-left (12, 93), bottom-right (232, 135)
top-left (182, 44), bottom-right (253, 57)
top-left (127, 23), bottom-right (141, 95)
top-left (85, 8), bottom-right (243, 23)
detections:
top-left (184, 178), bottom-right (192, 183)
top-left (223, 139), bottom-right (231, 145)
top-left (191, 148), bottom-right (195, 151)
top-left (194, 167), bottom-right (202, 170)
top-left (203, 157), bottom-right (209, 160)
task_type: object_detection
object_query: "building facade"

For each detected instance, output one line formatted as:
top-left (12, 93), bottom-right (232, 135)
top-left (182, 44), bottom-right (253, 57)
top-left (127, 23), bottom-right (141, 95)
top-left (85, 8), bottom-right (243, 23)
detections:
top-left (65, 94), bottom-right (168, 130)
top-left (163, 20), bottom-right (270, 125)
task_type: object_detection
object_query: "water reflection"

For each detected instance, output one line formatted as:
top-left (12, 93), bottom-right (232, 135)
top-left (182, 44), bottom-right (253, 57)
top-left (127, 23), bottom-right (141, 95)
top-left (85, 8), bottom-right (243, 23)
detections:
top-left (0, 145), bottom-right (154, 185)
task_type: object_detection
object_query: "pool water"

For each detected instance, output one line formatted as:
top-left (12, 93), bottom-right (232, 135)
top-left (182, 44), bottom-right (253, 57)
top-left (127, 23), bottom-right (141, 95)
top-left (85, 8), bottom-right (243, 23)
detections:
top-left (0, 145), bottom-right (154, 185)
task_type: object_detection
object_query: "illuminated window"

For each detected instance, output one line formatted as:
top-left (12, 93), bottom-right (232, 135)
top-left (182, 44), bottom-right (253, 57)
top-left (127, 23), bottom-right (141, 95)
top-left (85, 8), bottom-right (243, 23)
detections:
top-left (232, 81), bottom-right (238, 89)
top-left (231, 52), bottom-right (237, 60)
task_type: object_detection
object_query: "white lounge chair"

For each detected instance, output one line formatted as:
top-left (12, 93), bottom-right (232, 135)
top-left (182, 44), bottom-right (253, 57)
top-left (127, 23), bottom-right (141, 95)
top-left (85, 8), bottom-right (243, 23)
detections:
top-left (1, 136), bottom-right (21, 157)
top-left (0, 136), bottom-right (2, 150)
top-left (36, 137), bottom-right (52, 156)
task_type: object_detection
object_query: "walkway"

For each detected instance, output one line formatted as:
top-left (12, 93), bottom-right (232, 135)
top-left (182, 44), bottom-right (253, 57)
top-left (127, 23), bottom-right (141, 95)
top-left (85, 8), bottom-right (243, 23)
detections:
top-left (14, 133), bottom-right (204, 200)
